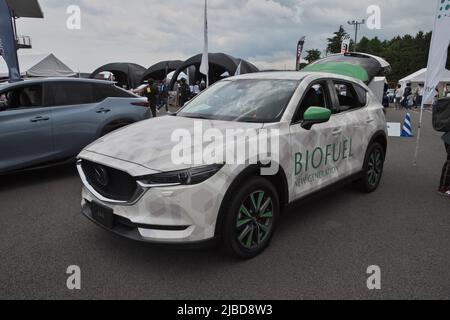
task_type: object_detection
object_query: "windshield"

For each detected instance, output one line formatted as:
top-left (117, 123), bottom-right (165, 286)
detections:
top-left (178, 79), bottom-right (299, 123)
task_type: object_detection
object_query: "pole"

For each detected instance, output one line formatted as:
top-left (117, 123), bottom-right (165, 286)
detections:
top-left (348, 19), bottom-right (365, 52)
top-left (413, 100), bottom-right (426, 166)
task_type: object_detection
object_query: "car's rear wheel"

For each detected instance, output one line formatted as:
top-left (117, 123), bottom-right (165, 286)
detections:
top-left (354, 142), bottom-right (385, 193)
top-left (222, 177), bottom-right (279, 259)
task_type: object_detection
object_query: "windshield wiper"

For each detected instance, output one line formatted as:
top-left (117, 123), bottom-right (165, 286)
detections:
top-left (179, 115), bottom-right (212, 120)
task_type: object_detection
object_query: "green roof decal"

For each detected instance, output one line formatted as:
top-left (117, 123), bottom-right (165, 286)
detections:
top-left (303, 62), bottom-right (369, 82)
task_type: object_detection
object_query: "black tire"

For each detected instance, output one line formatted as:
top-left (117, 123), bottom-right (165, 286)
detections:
top-left (221, 177), bottom-right (279, 259)
top-left (354, 142), bottom-right (385, 193)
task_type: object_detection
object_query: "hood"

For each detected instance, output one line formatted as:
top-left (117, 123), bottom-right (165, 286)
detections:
top-left (84, 116), bottom-right (264, 172)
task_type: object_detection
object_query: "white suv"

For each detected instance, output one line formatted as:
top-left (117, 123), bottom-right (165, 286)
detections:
top-left (77, 71), bottom-right (387, 259)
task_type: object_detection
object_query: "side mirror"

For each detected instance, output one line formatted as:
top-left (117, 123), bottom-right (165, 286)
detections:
top-left (301, 107), bottom-right (331, 130)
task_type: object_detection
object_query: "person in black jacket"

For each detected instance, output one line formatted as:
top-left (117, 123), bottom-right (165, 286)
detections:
top-left (439, 132), bottom-right (450, 197)
top-left (402, 82), bottom-right (412, 108)
top-left (144, 79), bottom-right (158, 118)
top-left (178, 78), bottom-right (190, 108)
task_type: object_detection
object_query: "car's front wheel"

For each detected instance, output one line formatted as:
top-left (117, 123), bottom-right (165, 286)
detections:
top-left (222, 177), bottom-right (279, 259)
top-left (354, 142), bottom-right (385, 193)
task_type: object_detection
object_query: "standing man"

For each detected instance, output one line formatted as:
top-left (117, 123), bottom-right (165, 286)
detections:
top-left (144, 79), bottom-right (158, 118)
top-left (157, 79), bottom-right (169, 112)
top-left (395, 84), bottom-right (403, 109)
top-left (179, 78), bottom-right (190, 107)
top-left (403, 83), bottom-right (412, 108)
top-left (445, 83), bottom-right (450, 97)
top-left (415, 83), bottom-right (424, 108)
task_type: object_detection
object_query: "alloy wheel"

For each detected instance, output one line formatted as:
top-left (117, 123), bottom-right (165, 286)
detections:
top-left (367, 148), bottom-right (383, 187)
top-left (236, 190), bottom-right (274, 250)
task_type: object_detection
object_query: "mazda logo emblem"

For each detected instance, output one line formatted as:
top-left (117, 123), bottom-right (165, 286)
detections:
top-left (93, 165), bottom-right (109, 187)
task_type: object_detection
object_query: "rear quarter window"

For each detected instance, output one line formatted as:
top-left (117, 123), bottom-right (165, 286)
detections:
top-left (353, 85), bottom-right (368, 107)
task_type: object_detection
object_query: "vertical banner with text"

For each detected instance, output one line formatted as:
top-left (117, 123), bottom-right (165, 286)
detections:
top-left (423, 0), bottom-right (450, 105)
top-left (0, 0), bottom-right (21, 82)
top-left (296, 36), bottom-right (306, 71)
top-left (199, 0), bottom-right (209, 87)
top-left (414, 0), bottom-right (450, 164)
top-left (341, 34), bottom-right (351, 54)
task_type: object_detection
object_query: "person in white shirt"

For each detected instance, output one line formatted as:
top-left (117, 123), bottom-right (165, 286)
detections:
top-left (415, 83), bottom-right (424, 108)
top-left (395, 84), bottom-right (403, 109)
top-left (445, 84), bottom-right (450, 97)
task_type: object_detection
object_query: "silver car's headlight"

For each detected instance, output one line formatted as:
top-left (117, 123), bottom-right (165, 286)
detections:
top-left (137, 164), bottom-right (224, 188)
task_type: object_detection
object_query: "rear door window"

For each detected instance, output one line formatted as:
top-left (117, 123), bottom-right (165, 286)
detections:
top-left (46, 82), bottom-right (96, 107)
top-left (332, 81), bottom-right (364, 113)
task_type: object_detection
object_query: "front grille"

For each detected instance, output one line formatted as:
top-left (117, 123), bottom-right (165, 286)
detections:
top-left (81, 160), bottom-right (138, 202)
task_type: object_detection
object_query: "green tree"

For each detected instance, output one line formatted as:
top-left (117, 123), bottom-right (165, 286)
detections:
top-left (305, 49), bottom-right (321, 63)
top-left (326, 26), bottom-right (350, 54)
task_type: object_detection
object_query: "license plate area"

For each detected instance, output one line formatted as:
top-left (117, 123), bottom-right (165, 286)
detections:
top-left (91, 202), bottom-right (114, 229)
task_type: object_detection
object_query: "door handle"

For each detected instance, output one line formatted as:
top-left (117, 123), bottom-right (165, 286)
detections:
top-left (332, 129), bottom-right (343, 136)
top-left (96, 108), bottom-right (111, 114)
top-left (30, 116), bottom-right (50, 123)
top-left (366, 117), bottom-right (375, 124)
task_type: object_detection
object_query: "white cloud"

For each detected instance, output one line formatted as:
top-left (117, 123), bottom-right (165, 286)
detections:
top-left (14, 0), bottom-right (435, 72)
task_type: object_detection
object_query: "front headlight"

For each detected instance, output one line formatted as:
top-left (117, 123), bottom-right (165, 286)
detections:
top-left (137, 164), bottom-right (224, 187)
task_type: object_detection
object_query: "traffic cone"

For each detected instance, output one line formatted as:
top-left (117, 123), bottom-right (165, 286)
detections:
top-left (401, 113), bottom-right (414, 137)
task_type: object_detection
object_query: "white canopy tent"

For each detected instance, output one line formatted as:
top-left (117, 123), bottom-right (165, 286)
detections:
top-left (399, 68), bottom-right (450, 84)
top-left (0, 54), bottom-right (76, 78)
top-left (398, 68), bottom-right (450, 97)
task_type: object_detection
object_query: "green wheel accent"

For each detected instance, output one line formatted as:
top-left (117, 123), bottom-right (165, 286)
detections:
top-left (236, 190), bottom-right (274, 250)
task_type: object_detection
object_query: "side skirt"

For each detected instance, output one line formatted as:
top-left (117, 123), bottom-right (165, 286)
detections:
top-left (285, 171), bottom-right (364, 211)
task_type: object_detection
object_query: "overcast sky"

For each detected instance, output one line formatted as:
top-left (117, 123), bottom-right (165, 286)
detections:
top-left (15, 0), bottom-right (437, 72)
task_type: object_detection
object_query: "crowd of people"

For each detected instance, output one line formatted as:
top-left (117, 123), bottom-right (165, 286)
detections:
top-left (389, 82), bottom-right (450, 110)
top-left (133, 78), bottom-right (206, 117)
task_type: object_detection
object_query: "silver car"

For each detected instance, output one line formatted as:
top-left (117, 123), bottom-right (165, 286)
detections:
top-left (0, 78), bottom-right (150, 174)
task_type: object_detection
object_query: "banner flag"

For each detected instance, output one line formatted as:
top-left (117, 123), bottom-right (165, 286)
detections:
top-left (199, 0), bottom-right (209, 86)
top-left (414, 0), bottom-right (450, 165)
top-left (296, 36), bottom-right (306, 71)
top-left (423, 0), bottom-right (450, 105)
top-left (0, 0), bottom-right (21, 82)
top-left (341, 34), bottom-right (351, 54)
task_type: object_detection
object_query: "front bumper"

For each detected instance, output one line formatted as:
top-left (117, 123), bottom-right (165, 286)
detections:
top-left (81, 200), bottom-right (217, 248)
top-left (80, 165), bottom-right (232, 244)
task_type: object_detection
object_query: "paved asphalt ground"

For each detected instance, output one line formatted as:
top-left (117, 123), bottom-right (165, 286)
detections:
top-left (0, 108), bottom-right (449, 300)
